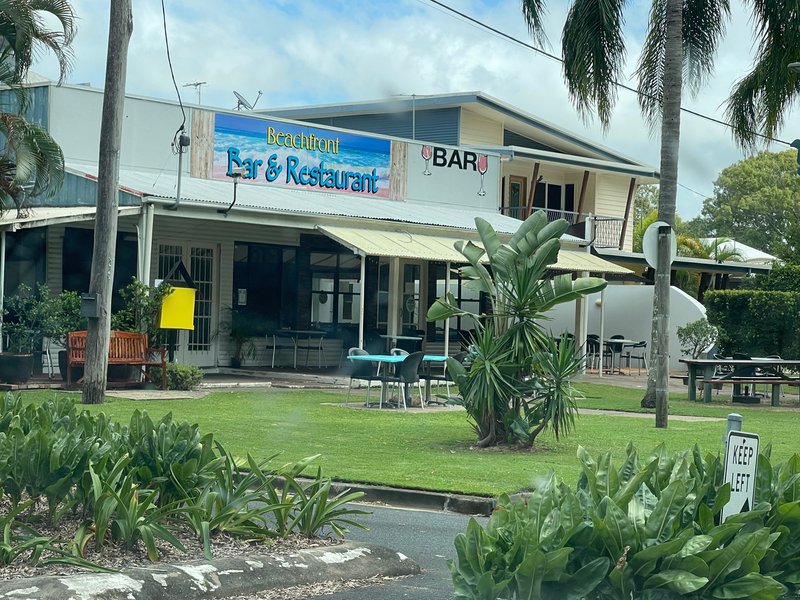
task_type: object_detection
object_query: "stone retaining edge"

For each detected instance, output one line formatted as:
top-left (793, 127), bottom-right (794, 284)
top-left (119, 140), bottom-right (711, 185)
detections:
top-left (0, 541), bottom-right (419, 600)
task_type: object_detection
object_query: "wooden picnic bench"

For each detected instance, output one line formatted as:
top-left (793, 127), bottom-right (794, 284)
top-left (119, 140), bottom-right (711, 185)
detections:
top-left (66, 330), bottom-right (166, 389)
top-left (680, 358), bottom-right (800, 406)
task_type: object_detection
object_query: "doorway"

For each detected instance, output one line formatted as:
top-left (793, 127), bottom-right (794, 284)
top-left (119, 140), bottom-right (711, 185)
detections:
top-left (157, 243), bottom-right (217, 366)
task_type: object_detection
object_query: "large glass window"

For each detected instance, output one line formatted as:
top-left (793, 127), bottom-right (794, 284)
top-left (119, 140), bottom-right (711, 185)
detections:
top-left (309, 251), bottom-right (361, 328)
top-left (62, 227), bottom-right (136, 311)
top-left (232, 242), bottom-right (296, 330)
top-left (4, 228), bottom-right (45, 296)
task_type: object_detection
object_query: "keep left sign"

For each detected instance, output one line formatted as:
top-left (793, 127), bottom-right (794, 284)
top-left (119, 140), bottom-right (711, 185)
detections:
top-left (722, 431), bottom-right (760, 523)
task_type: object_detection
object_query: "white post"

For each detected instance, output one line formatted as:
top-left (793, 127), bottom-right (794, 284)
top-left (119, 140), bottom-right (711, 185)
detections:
top-left (358, 254), bottom-right (366, 349)
top-left (142, 203), bottom-right (154, 285)
top-left (443, 261), bottom-right (451, 356)
top-left (598, 288), bottom-right (606, 378)
top-left (574, 270), bottom-right (589, 372)
top-left (387, 257), bottom-right (401, 339)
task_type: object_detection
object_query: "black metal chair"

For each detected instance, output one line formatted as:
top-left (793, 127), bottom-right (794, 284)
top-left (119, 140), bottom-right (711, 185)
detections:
top-left (266, 331), bottom-right (295, 368)
top-left (420, 351), bottom-right (468, 405)
top-left (347, 348), bottom-right (381, 406)
top-left (624, 341), bottom-right (648, 375)
top-left (380, 351), bottom-right (425, 409)
top-left (607, 334), bottom-right (626, 374)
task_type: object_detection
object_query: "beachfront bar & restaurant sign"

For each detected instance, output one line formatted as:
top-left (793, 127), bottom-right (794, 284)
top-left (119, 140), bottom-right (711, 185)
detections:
top-left (212, 112), bottom-right (393, 198)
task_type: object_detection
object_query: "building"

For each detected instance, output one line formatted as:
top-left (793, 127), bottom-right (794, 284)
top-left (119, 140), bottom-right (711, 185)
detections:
top-left (1, 81), bottom-right (655, 372)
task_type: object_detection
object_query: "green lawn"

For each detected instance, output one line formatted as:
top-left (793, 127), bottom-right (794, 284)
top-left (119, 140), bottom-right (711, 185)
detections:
top-left (20, 384), bottom-right (800, 497)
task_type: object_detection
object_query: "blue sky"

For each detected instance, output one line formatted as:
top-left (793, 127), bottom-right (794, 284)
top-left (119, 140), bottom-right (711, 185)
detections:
top-left (34, 0), bottom-right (792, 219)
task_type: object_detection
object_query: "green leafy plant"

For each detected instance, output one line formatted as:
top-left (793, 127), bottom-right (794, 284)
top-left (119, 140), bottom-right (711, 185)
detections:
top-left (705, 290), bottom-right (800, 358)
top-left (218, 308), bottom-right (259, 368)
top-left (450, 443), bottom-right (795, 600)
top-left (429, 212), bottom-right (606, 447)
top-left (149, 362), bottom-right (204, 390)
top-left (179, 446), bottom-right (288, 559)
top-left (104, 472), bottom-right (190, 560)
top-left (125, 410), bottom-right (224, 505)
top-left (2, 284), bottom-right (46, 353)
top-left (111, 278), bottom-right (172, 347)
top-left (285, 466), bottom-right (369, 538)
top-left (676, 318), bottom-right (719, 359)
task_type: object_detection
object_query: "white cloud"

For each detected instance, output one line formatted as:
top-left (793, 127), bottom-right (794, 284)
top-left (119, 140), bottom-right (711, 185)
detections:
top-left (33, 0), bottom-right (795, 219)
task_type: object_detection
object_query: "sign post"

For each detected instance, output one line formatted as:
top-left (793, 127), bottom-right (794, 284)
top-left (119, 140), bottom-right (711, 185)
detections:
top-left (721, 430), bottom-right (759, 522)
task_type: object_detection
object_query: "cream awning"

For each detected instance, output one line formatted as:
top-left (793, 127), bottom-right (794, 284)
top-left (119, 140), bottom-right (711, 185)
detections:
top-left (317, 225), bottom-right (632, 275)
top-left (0, 205), bottom-right (141, 231)
top-left (554, 249), bottom-right (633, 275)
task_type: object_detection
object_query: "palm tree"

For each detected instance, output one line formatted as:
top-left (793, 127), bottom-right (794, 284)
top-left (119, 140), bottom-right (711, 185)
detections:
top-left (724, 3), bottom-right (800, 147)
top-left (0, 0), bottom-right (76, 213)
top-left (679, 237), bottom-right (742, 302)
top-left (521, 0), bottom-right (732, 426)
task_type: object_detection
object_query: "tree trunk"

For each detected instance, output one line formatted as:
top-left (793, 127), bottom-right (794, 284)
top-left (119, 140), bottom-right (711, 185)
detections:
top-left (82, 1), bottom-right (133, 404)
top-left (641, 0), bottom-right (682, 428)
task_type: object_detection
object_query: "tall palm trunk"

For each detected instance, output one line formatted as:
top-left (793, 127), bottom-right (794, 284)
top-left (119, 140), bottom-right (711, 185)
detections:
top-left (641, 0), bottom-right (682, 428)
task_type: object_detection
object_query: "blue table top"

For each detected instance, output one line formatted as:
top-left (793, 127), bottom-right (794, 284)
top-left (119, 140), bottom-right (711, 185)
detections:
top-left (348, 354), bottom-right (448, 363)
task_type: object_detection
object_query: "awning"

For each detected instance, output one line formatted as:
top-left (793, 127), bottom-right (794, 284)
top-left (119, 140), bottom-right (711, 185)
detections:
top-left (554, 249), bottom-right (633, 275)
top-left (318, 225), bottom-right (633, 275)
top-left (0, 205), bottom-right (141, 231)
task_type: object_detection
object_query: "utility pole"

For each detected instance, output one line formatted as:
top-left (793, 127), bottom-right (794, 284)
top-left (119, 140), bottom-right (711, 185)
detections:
top-left (82, 0), bottom-right (133, 404)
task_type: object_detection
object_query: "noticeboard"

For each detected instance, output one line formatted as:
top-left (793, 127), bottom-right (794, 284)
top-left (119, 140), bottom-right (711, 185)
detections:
top-left (721, 430), bottom-right (759, 523)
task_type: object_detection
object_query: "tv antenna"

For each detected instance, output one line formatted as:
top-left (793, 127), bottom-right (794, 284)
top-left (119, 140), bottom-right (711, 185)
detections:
top-left (233, 90), bottom-right (262, 111)
top-left (183, 81), bottom-right (207, 104)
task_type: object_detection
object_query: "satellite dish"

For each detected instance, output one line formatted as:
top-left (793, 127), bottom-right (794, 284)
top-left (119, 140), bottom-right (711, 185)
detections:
top-left (233, 90), bottom-right (252, 111)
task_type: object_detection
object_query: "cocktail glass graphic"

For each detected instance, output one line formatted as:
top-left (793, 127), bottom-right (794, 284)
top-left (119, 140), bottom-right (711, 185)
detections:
top-left (477, 154), bottom-right (488, 196)
top-left (421, 145), bottom-right (432, 175)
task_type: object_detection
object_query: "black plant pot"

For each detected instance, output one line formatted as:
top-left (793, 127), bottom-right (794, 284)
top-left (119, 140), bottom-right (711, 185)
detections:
top-left (58, 350), bottom-right (80, 382)
top-left (0, 353), bottom-right (34, 384)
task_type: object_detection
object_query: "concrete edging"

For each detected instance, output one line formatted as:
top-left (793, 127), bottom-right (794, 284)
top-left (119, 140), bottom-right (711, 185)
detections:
top-left (0, 541), bottom-right (419, 600)
top-left (328, 480), bottom-right (496, 516)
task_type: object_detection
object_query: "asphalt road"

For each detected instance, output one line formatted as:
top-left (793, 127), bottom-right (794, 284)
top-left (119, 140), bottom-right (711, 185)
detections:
top-left (322, 504), bottom-right (487, 600)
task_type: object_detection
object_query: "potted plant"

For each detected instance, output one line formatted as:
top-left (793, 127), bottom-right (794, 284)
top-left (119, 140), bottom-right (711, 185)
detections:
top-left (39, 289), bottom-right (86, 381)
top-left (218, 308), bottom-right (259, 368)
top-left (0, 284), bottom-right (45, 383)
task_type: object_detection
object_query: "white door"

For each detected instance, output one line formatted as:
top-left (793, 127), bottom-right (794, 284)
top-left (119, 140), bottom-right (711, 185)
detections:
top-left (157, 243), bottom-right (217, 367)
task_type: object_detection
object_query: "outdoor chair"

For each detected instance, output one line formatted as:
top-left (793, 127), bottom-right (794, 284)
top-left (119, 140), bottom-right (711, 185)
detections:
top-left (347, 348), bottom-right (381, 406)
top-left (607, 334), bottom-right (626, 374)
top-left (380, 351), bottom-right (425, 410)
top-left (420, 351), bottom-right (468, 404)
top-left (624, 341), bottom-right (648, 375)
top-left (265, 331), bottom-right (295, 368)
top-left (586, 335), bottom-right (611, 371)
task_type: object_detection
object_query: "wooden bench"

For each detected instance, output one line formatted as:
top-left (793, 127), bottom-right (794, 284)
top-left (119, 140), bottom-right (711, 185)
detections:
top-left (66, 330), bottom-right (166, 389)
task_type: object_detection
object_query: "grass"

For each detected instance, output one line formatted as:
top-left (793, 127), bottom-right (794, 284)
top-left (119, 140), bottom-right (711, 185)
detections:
top-left (18, 383), bottom-right (800, 497)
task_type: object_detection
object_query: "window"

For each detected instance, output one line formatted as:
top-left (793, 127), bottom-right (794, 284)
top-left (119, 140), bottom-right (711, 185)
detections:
top-left (310, 251), bottom-right (361, 327)
top-left (62, 227), bottom-right (136, 311)
top-left (232, 242), bottom-right (296, 330)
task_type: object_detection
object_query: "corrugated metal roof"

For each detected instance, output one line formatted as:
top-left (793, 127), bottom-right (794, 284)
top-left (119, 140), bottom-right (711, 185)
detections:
top-left (0, 205), bottom-right (140, 230)
top-left (318, 224), bottom-right (631, 274)
top-left (65, 164), bottom-right (585, 243)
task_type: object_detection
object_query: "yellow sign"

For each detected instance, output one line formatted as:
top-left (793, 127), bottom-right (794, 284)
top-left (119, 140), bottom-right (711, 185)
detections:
top-left (159, 287), bottom-right (196, 330)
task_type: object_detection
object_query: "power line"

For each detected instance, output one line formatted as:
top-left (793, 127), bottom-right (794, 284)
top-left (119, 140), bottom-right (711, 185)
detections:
top-left (425, 0), bottom-right (792, 147)
top-left (160, 0), bottom-right (186, 149)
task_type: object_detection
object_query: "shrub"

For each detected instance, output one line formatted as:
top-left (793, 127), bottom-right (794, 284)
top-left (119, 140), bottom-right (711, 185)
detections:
top-left (450, 443), bottom-right (799, 600)
top-left (676, 318), bottom-right (718, 358)
top-left (705, 290), bottom-right (800, 358)
top-left (0, 393), bottom-right (369, 567)
top-left (167, 362), bottom-right (203, 390)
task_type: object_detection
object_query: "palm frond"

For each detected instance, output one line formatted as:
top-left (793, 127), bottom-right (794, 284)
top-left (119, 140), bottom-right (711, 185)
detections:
top-left (561, 0), bottom-right (627, 128)
top-left (520, 0), bottom-right (550, 49)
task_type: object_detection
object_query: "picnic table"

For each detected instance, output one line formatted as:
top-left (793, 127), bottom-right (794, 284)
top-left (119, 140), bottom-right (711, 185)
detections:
top-left (679, 357), bottom-right (800, 405)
